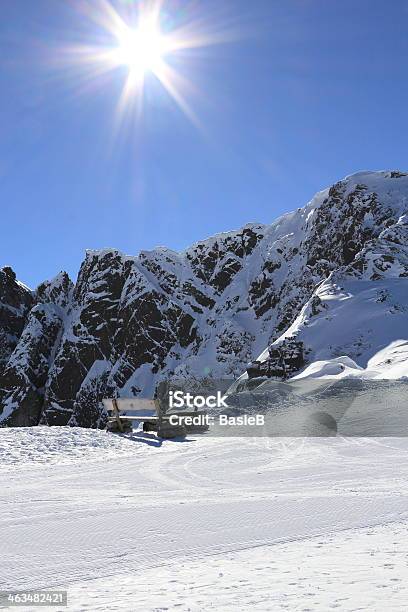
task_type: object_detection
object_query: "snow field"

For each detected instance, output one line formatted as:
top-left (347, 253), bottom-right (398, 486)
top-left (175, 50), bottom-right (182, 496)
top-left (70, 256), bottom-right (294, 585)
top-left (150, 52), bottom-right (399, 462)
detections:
top-left (1, 427), bottom-right (408, 610)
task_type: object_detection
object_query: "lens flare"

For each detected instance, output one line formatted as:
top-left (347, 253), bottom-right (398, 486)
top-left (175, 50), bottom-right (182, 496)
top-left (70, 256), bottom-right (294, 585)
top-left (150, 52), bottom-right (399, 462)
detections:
top-left (61, 0), bottom-right (236, 130)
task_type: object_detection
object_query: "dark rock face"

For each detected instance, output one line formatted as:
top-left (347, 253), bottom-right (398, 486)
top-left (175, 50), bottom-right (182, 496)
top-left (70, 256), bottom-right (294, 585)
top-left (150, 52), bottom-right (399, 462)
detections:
top-left (0, 267), bottom-right (34, 370)
top-left (41, 252), bottom-right (125, 425)
top-left (348, 218), bottom-right (408, 279)
top-left (0, 305), bottom-right (64, 426)
top-left (1, 171), bottom-right (408, 427)
top-left (0, 271), bottom-right (72, 426)
top-left (304, 182), bottom-right (400, 269)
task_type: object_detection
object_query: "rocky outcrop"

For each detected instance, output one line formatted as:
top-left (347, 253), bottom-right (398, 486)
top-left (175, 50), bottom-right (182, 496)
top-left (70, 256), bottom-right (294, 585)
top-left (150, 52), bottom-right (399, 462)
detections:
top-left (0, 267), bottom-right (34, 370)
top-left (1, 170), bottom-right (408, 426)
top-left (0, 304), bottom-right (64, 426)
top-left (0, 272), bottom-right (73, 426)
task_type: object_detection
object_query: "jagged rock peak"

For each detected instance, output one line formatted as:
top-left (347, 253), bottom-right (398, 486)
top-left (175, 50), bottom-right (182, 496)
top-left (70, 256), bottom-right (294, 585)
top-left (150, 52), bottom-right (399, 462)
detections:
top-left (1, 266), bottom-right (16, 282)
top-left (36, 272), bottom-right (74, 309)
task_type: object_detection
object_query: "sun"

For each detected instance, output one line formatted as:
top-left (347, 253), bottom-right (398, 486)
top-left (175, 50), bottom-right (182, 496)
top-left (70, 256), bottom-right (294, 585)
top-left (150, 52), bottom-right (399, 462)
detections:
top-left (62, 0), bottom-right (234, 128)
top-left (111, 20), bottom-right (169, 79)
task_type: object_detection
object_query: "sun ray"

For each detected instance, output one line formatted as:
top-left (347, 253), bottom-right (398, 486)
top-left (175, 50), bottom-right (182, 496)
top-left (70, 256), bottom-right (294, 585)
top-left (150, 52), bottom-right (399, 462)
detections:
top-left (76, 0), bottom-right (129, 41)
top-left (153, 59), bottom-right (201, 129)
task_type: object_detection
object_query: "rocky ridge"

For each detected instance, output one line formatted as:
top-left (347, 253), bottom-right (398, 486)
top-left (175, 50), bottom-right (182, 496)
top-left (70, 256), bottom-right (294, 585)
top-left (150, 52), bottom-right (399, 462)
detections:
top-left (1, 170), bottom-right (408, 426)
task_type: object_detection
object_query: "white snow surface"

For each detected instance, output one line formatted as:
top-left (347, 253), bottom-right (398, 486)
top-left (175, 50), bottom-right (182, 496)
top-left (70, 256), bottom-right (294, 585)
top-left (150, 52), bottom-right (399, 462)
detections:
top-left (2, 426), bottom-right (408, 610)
top-left (255, 277), bottom-right (408, 382)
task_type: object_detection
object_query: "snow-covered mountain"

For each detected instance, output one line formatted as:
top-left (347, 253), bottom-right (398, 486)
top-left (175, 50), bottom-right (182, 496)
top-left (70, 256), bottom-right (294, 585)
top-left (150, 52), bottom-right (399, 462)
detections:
top-left (1, 170), bottom-right (408, 427)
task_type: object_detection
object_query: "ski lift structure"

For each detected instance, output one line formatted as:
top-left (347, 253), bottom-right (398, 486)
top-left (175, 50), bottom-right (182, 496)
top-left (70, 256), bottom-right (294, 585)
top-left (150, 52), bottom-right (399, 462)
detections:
top-left (246, 339), bottom-right (305, 380)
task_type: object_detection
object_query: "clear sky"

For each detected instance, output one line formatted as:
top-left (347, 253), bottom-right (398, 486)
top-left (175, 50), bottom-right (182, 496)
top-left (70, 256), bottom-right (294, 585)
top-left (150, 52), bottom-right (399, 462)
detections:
top-left (1, 0), bottom-right (408, 288)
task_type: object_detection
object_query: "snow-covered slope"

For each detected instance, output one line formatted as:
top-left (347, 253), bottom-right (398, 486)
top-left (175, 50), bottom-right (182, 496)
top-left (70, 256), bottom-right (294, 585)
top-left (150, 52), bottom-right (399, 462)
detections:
top-left (250, 172), bottom-right (408, 382)
top-left (2, 427), bottom-right (408, 610)
top-left (1, 170), bottom-right (408, 426)
top-left (274, 278), bottom-right (408, 381)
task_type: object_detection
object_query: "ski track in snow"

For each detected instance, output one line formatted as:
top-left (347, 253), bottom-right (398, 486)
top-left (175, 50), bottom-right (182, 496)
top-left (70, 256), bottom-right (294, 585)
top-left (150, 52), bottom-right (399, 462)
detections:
top-left (1, 427), bottom-right (408, 610)
top-left (66, 521), bottom-right (408, 611)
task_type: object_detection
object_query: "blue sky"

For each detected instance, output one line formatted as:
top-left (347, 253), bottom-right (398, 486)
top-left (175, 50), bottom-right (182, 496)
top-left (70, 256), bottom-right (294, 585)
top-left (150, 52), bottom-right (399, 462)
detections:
top-left (1, 0), bottom-right (408, 288)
